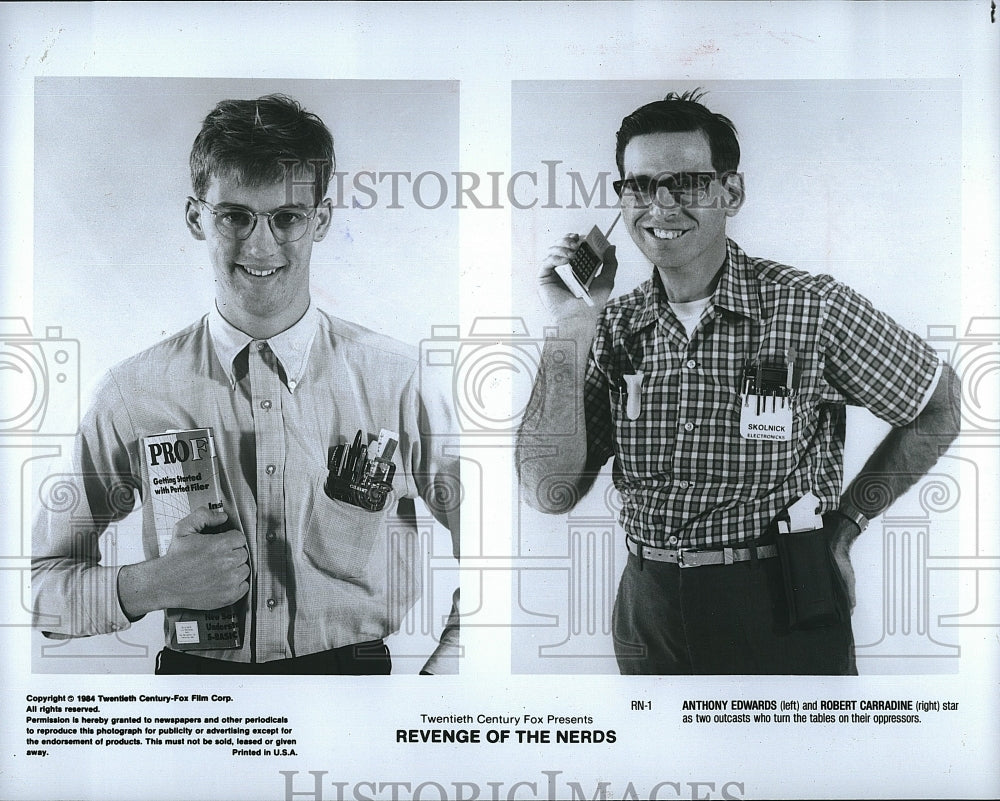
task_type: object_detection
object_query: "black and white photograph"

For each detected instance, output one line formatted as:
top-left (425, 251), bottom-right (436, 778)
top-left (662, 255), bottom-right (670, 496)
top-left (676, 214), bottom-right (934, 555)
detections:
top-left (511, 80), bottom-right (968, 677)
top-left (2, 3), bottom-right (997, 801)
top-left (25, 77), bottom-right (461, 677)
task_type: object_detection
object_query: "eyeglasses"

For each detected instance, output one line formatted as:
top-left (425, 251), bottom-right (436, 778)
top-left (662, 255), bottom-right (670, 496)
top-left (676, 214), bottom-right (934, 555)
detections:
top-left (194, 198), bottom-right (318, 243)
top-left (613, 172), bottom-right (721, 208)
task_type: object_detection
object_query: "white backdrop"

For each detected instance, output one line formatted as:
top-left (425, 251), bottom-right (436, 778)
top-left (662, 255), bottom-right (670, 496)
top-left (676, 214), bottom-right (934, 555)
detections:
top-left (510, 79), bottom-right (966, 675)
top-left (33, 77), bottom-right (459, 367)
top-left (27, 76), bottom-right (460, 674)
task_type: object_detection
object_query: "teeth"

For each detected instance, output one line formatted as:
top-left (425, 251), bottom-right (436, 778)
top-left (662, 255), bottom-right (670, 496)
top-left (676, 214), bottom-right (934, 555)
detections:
top-left (650, 228), bottom-right (684, 240)
top-left (241, 265), bottom-right (278, 277)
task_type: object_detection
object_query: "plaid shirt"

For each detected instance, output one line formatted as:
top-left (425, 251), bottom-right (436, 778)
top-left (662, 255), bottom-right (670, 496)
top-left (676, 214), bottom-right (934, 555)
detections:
top-left (584, 239), bottom-right (939, 548)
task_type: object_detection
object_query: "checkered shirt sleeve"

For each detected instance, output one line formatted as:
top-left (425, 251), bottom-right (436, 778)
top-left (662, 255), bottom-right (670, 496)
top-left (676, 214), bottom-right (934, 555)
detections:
top-left (822, 281), bottom-right (939, 425)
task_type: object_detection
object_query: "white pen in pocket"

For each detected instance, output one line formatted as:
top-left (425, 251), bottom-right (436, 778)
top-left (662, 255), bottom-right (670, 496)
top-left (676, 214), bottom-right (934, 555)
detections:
top-left (623, 371), bottom-right (644, 420)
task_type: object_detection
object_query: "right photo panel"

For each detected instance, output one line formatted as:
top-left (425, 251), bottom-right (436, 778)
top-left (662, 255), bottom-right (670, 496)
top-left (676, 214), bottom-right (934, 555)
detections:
top-left (511, 80), bottom-right (971, 676)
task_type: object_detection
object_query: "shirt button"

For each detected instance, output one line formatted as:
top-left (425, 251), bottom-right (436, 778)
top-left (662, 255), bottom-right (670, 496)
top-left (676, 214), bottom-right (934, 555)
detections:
top-left (678, 480), bottom-right (689, 489)
top-left (257, 342), bottom-right (267, 351)
top-left (260, 399), bottom-right (272, 410)
top-left (266, 531), bottom-right (276, 542)
top-left (683, 421), bottom-right (695, 432)
top-left (667, 535), bottom-right (679, 546)
top-left (685, 359), bottom-right (697, 369)
top-left (266, 598), bottom-right (276, 609)
top-left (265, 464), bottom-right (276, 475)
top-left (288, 380), bottom-right (297, 390)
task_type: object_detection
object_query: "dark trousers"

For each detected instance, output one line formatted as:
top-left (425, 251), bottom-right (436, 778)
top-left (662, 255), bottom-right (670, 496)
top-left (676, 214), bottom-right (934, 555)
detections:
top-left (612, 552), bottom-right (857, 675)
top-left (155, 640), bottom-right (392, 675)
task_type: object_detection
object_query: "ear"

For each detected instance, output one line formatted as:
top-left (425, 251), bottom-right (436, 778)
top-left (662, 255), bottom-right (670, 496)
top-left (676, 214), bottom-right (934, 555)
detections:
top-left (185, 197), bottom-right (207, 241)
top-left (720, 172), bottom-right (746, 217)
top-left (312, 197), bottom-right (334, 242)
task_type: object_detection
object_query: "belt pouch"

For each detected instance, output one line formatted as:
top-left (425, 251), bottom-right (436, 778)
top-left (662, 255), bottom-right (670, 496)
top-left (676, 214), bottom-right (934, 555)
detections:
top-left (775, 525), bottom-right (843, 629)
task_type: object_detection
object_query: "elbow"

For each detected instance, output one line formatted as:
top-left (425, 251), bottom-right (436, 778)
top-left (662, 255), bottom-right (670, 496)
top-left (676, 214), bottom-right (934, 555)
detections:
top-left (916, 362), bottom-right (961, 446)
top-left (515, 439), bottom-right (594, 514)
top-left (518, 473), bottom-right (588, 515)
top-left (939, 362), bottom-right (962, 442)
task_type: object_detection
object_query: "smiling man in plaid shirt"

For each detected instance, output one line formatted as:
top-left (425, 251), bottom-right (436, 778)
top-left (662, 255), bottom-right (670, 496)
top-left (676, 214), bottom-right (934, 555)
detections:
top-left (516, 91), bottom-right (961, 675)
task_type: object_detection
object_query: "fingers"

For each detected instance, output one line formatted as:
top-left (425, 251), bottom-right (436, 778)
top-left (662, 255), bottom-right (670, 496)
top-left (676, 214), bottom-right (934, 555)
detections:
top-left (209, 536), bottom-right (249, 586)
top-left (173, 505), bottom-right (229, 537)
top-left (215, 528), bottom-right (249, 553)
top-left (602, 243), bottom-right (618, 271)
top-left (231, 563), bottom-right (251, 602)
top-left (590, 244), bottom-right (619, 293)
top-left (212, 556), bottom-right (250, 607)
top-left (844, 563), bottom-right (857, 611)
top-left (166, 517), bottom-right (246, 569)
top-left (830, 546), bottom-right (857, 612)
top-left (537, 233), bottom-right (616, 319)
top-left (222, 556), bottom-right (251, 604)
top-left (154, 507), bottom-right (250, 609)
top-left (539, 234), bottom-right (581, 275)
top-left (232, 579), bottom-right (250, 603)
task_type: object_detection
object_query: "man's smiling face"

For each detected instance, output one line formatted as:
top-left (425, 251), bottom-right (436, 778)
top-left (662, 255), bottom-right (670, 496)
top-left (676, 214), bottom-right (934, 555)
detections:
top-left (620, 130), bottom-right (743, 285)
top-left (185, 174), bottom-right (332, 338)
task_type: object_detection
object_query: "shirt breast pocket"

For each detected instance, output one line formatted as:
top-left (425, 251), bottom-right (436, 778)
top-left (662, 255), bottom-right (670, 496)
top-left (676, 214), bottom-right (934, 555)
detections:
top-left (608, 375), bottom-right (671, 476)
top-left (721, 387), bottom-right (822, 477)
top-left (303, 478), bottom-right (394, 582)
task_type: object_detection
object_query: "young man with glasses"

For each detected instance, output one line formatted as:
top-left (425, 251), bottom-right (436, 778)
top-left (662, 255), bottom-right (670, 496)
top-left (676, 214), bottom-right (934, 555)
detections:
top-left (33, 94), bottom-right (460, 675)
top-left (516, 91), bottom-right (960, 675)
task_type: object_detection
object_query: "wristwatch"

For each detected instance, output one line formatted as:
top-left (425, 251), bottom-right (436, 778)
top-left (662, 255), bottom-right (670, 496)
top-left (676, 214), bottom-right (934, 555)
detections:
top-left (836, 501), bottom-right (870, 534)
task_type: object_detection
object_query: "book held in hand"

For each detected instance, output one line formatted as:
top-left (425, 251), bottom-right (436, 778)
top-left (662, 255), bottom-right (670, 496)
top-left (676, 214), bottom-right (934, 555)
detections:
top-left (142, 427), bottom-right (243, 650)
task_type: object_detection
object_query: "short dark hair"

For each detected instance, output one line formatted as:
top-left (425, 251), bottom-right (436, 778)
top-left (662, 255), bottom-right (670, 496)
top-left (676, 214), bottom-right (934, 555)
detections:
top-left (615, 89), bottom-right (740, 176)
top-left (189, 94), bottom-right (335, 204)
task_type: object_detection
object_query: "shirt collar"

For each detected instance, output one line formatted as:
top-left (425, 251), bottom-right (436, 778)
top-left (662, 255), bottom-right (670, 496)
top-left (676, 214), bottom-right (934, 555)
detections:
top-left (711, 239), bottom-right (761, 321)
top-left (631, 268), bottom-right (671, 332)
top-left (208, 302), bottom-right (319, 393)
top-left (629, 238), bottom-right (761, 331)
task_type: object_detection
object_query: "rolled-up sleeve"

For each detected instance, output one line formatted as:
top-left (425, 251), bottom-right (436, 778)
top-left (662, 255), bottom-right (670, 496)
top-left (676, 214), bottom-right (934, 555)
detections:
top-left (32, 372), bottom-right (140, 637)
top-left (822, 282), bottom-right (940, 426)
top-left (403, 364), bottom-right (461, 673)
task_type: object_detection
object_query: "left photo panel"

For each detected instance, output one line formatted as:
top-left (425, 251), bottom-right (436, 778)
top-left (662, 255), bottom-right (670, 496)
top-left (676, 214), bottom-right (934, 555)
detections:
top-left (28, 77), bottom-right (462, 674)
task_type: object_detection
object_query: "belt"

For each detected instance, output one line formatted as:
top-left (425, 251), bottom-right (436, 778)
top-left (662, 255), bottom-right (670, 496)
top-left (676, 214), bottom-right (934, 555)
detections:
top-left (627, 537), bottom-right (778, 568)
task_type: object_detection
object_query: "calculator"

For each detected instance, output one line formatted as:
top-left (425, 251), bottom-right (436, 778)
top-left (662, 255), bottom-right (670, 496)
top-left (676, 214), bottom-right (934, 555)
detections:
top-left (555, 225), bottom-right (613, 307)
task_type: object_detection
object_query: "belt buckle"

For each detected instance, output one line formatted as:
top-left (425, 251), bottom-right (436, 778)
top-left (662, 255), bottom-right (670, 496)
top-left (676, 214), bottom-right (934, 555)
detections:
top-left (677, 548), bottom-right (725, 568)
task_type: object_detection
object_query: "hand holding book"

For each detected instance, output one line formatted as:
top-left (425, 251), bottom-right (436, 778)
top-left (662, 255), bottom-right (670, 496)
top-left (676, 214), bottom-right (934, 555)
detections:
top-left (157, 506), bottom-right (250, 610)
top-left (122, 427), bottom-right (247, 649)
top-left (117, 506), bottom-right (249, 619)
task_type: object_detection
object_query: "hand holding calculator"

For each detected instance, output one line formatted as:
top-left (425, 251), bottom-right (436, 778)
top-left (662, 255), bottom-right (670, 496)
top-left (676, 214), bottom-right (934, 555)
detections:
top-left (553, 214), bottom-right (621, 307)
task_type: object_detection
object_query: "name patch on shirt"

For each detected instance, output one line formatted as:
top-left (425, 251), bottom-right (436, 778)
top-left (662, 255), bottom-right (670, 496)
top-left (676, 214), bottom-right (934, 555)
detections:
top-left (740, 397), bottom-right (793, 441)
